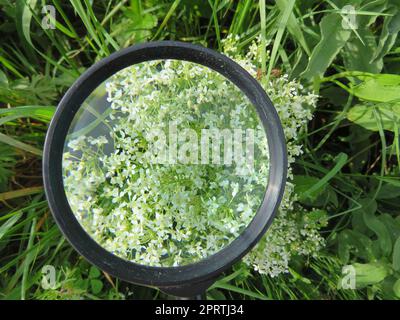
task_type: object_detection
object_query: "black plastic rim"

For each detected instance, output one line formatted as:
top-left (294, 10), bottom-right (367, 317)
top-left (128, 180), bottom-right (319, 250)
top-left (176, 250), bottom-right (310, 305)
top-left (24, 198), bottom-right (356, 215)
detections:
top-left (43, 41), bottom-right (287, 287)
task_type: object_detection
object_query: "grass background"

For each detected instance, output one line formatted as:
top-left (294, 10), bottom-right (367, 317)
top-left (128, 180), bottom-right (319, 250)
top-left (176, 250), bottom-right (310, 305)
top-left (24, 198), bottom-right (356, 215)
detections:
top-left (1, 0), bottom-right (400, 300)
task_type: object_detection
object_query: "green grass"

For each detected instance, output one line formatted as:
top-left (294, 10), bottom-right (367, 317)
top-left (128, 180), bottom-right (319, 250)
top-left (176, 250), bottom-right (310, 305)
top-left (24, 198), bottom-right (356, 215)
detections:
top-left (1, 0), bottom-right (400, 300)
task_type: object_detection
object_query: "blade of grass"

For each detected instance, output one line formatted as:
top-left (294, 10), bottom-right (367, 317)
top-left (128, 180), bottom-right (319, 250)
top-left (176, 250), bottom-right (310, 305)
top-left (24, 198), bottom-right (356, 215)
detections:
top-left (0, 201), bottom-right (47, 222)
top-left (266, 0), bottom-right (295, 83)
top-left (0, 225), bottom-right (58, 275)
top-left (70, 0), bottom-right (117, 56)
top-left (14, 9), bottom-right (80, 76)
top-left (230, 0), bottom-right (253, 35)
top-left (0, 212), bottom-right (23, 240)
top-left (259, 0), bottom-right (266, 76)
top-left (394, 121), bottom-right (400, 170)
top-left (211, 282), bottom-right (269, 300)
top-left (313, 94), bottom-right (354, 152)
top-left (276, 0), bottom-right (311, 55)
top-left (0, 115), bottom-right (24, 126)
top-left (208, 0), bottom-right (222, 50)
top-left (302, 153), bottom-right (348, 199)
top-left (21, 217), bottom-right (37, 300)
top-left (152, 0), bottom-right (181, 40)
top-left (0, 55), bottom-right (24, 78)
top-left (371, 107), bottom-right (387, 201)
top-left (0, 186), bottom-right (44, 202)
top-left (101, 0), bottom-right (129, 26)
top-left (3, 45), bottom-right (37, 75)
top-left (0, 105), bottom-right (55, 122)
top-left (83, 0), bottom-right (119, 51)
top-left (51, 0), bottom-right (80, 38)
top-left (0, 132), bottom-right (42, 156)
top-left (15, 0), bottom-right (38, 60)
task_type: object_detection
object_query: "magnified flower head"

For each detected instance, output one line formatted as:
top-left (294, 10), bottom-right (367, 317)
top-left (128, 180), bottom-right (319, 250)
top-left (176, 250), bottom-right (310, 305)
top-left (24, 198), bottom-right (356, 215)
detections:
top-left (63, 56), bottom-right (269, 267)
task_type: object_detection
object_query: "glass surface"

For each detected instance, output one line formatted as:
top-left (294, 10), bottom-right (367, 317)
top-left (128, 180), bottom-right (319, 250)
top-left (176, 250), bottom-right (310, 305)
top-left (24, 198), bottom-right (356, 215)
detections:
top-left (62, 60), bottom-right (269, 267)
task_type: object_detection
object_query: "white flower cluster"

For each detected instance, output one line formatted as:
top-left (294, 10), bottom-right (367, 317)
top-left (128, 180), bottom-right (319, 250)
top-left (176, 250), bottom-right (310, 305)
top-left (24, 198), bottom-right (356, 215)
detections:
top-left (222, 36), bottom-right (324, 276)
top-left (63, 58), bottom-right (270, 267)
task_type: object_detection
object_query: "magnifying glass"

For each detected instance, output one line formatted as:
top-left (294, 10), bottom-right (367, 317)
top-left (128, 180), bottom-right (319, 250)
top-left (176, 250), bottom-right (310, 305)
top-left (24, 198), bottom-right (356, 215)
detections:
top-left (43, 41), bottom-right (287, 298)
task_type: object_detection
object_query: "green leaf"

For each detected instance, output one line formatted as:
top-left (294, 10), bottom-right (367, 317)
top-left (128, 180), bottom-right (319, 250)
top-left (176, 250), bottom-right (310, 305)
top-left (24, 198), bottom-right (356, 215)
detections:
top-left (75, 278), bottom-right (89, 291)
top-left (266, 0), bottom-right (295, 82)
top-left (15, 0), bottom-right (38, 51)
top-left (393, 278), bottom-right (400, 298)
top-left (70, 0), bottom-right (118, 56)
top-left (228, 0), bottom-right (253, 35)
top-left (114, 2), bottom-right (157, 45)
top-left (342, 27), bottom-right (383, 73)
top-left (347, 103), bottom-right (400, 132)
top-left (338, 0), bottom-right (388, 73)
top-left (207, 289), bottom-right (226, 300)
top-left (151, 0), bottom-right (181, 41)
top-left (89, 266), bottom-right (101, 279)
top-left (0, 213), bottom-right (23, 240)
top-left (393, 237), bottom-right (400, 271)
top-left (361, 198), bottom-right (392, 256)
top-left (0, 56), bottom-right (23, 79)
top-left (0, 70), bottom-right (9, 85)
top-left (380, 215), bottom-right (400, 247)
top-left (372, 6), bottom-right (400, 63)
top-left (301, 13), bottom-right (351, 80)
top-left (338, 230), bottom-right (376, 263)
top-left (0, 105), bottom-right (55, 122)
top-left (353, 262), bottom-right (390, 288)
top-left (21, 218), bottom-right (37, 300)
top-left (376, 176), bottom-right (400, 187)
top-left (293, 175), bottom-right (326, 202)
top-left (376, 182), bottom-right (400, 200)
top-left (306, 209), bottom-right (328, 226)
top-left (0, 133), bottom-right (42, 156)
top-left (0, 186), bottom-right (43, 201)
top-left (352, 74), bottom-right (400, 102)
top-left (276, 0), bottom-right (310, 56)
top-left (294, 153), bottom-right (347, 203)
top-left (90, 279), bottom-right (103, 294)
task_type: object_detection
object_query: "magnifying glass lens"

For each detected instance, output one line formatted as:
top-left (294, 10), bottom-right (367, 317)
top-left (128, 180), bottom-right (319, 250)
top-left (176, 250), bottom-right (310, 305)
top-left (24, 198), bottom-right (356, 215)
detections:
top-left (63, 60), bottom-right (269, 267)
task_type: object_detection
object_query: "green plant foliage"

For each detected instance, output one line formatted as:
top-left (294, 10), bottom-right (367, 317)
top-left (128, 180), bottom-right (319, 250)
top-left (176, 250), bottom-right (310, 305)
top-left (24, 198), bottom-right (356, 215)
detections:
top-left (1, 0), bottom-right (400, 300)
top-left (352, 74), bottom-right (400, 103)
top-left (353, 262), bottom-right (391, 288)
top-left (347, 103), bottom-right (400, 132)
top-left (302, 13), bottom-right (351, 80)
